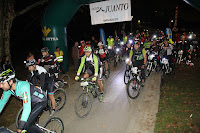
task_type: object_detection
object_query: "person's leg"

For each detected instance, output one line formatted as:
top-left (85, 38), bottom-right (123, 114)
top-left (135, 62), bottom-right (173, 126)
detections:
top-left (24, 101), bottom-right (47, 133)
top-left (47, 81), bottom-right (56, 115)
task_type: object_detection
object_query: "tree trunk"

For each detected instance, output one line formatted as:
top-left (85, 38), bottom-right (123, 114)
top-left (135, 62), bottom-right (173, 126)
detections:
top-left (3, 0), bottom-right (15, 59)
top-left (0, 0), bottom-right (48, 60)
top-left (0, 0), bottom-right (4, 60)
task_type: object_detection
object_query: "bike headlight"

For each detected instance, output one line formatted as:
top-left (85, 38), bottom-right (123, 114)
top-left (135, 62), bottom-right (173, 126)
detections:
top-left (153, 35), bottom-right (157, 38)
top-left (129, 40), bottom-right (133, 44)
top-left (188, 35), bottom-right (192, 39)
top-left (108, 46), bottom-right (112, 49)
top-left (116, 48), bottom-right (120, 52)
top-left (150, 54), bottom-right (155, 58)
top-left (120, 41), bottom-right (124, 45)
top-left (78, 46), bottom-right (81, 48)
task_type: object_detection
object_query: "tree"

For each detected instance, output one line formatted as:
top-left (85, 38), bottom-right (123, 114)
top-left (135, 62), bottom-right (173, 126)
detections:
top-left (0, 0), bottom-right (48, 60)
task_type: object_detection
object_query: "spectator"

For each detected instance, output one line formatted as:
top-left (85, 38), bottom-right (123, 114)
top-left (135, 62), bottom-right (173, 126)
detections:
top-left (72, 42), bottom-right (80, 71)
top-left (79, 40), bottom-right (86, 57)
top-left (1, 55), bottom-right (15, 72)
top-left (54, 46), bottom-right (64, 73)
top-left (90, 36), bottom-right (98, 49)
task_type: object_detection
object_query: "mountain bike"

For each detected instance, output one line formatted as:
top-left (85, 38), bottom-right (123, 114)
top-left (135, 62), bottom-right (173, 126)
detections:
top-left (102, 60), bottom-right (110, 79)
top-left (146, 51), bottom-right (159, 77)
top-left (75, 78), bottom-right (105, 118)
top-left (16, 87), bottom-right (66, 127)
top-left (124, 64), bottom-right (131, 84)
top-left (126, 66), bottom-right (142, 99)
top-left (3, 115), bottom-right (64, 133)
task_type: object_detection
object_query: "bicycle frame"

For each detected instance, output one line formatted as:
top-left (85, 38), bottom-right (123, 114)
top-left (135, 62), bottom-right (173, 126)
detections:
top-left (36, 124), bottom-right (55, 133)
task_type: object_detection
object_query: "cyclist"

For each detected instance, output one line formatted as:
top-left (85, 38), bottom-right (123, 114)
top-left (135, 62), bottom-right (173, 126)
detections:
top-left (75, 45), bottom-right (104, 102)
top-left (0, 69), bottom-right (47, 133)
top-left (162, 38), bottom-right (174, 71)
top-left (26, 59), bottom-right (56, 116)
top-left (96, 42), bottom-right (109, 74)
top-left (128, 41), bottom-right (147, 85)
top-left (40, 47), bottom-right (60, 80)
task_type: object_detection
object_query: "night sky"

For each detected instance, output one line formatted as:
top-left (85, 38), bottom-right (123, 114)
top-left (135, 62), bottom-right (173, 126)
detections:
top-left (10, 0), bottom-right (200, 66)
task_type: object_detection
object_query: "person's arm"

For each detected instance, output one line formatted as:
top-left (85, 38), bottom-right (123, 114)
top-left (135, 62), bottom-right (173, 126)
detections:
top-left (77, 56), bottom-right (86, 76)
top-left (18, 82), bottom-right (32, 130)
top-left (128, 50), bottom-right (133, 65)
top-left (142, 48), bottom-right (147, 65)
top-left (93, 55), bottom-right (99, 77)
top-left (0, 90), bottom-right (12, 114)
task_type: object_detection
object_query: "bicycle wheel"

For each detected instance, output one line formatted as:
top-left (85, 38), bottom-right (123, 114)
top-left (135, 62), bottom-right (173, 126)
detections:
top-left (16, 107), bottom-right (23, 128)
top-left (114, 58), bottom-right (117, 67)
top-left (75, 92), bottom-right (92, 118)
top-left (43, 117), bottom-right (64, 133)
top-left (145, 63), bottom-right (152, 77)
top-left (50, 88), bottom-right (67, 112)
top-left (124, 70), bottom-right (130, 84)
top-left (61, 74), bottom-right (71, 88)
top-left (126, 78), bottom-right (140, 99)
top-left (104, 64), bottom-right (110, 79)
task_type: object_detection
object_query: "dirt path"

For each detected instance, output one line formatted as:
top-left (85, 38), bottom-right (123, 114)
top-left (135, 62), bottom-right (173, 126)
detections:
top-left (9, 63), bottom-right (161, 133)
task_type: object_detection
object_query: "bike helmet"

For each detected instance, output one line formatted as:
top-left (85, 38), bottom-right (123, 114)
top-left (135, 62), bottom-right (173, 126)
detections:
top-left (41, 47), bottom-right (49, 52)
top-left (97, 42), bottom-right (103, 46)
top-left (0, 69), bottom-right (15, 83)
top-left (80, 40), bottom-right (85, 44)
top-left (84, 45), bottom-right (92, 52)
top-left (25, 59), bottom-right (36, 66)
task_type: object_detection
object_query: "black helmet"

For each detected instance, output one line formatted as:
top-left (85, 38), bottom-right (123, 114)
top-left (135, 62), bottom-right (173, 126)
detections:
top-left (41, 47), bottom-right (49, 52)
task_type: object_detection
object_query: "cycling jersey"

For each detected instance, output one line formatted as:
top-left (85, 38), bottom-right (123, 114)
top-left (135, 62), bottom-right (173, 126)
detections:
top-left (0, 79), bottom-right (47, 129)
top-left (96, 48), bottom-right (108, 59)
top-left (40, 53), bottom-right (59, 77)
top-left (77, 54), bottom-right (101, 77)
top-left (27, 65), bottom-right (54, 94)
top-left (107, 38), bottom-right (114, 48)
top-left (129, 47), bottom-right (146, 62)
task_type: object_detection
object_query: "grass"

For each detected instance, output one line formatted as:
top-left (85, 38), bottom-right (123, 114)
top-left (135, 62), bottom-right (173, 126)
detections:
top-left (155, 59), bottom-right (200, 133)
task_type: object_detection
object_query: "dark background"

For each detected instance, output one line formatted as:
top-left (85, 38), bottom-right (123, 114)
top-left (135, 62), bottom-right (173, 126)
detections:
top-left (10, 0), bottom-right (200, 68)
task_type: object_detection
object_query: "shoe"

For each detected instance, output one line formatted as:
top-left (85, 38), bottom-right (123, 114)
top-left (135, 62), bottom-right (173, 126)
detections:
top-left (99, 94), bottom-right (104, 102)
top-left (50, 109), bottom-right (55, 116)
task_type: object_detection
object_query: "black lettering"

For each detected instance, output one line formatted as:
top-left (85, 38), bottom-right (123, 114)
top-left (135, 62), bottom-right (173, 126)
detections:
top-left (124, 3), bottom-right (128, 10)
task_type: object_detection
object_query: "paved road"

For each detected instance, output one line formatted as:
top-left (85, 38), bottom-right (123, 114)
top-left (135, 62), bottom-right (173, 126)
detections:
top-left (10, 62), bottom-right (161, 133)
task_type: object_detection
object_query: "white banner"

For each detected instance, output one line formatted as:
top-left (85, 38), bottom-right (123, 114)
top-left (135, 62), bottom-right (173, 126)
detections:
top-left (89, 0), bottom-right (132, 25)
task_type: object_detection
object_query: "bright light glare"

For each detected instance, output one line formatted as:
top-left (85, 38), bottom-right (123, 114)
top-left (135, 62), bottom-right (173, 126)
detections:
top-left (189, 35), bottom-right (192, 39)
top-left (129, 40), bottom-right (133, 44)
top-left (153, 35), bottom-right (157, 38)
top-left (116, 48), bottom-right (120, 52)
top-left (120, 41), bottom-right (124, 45)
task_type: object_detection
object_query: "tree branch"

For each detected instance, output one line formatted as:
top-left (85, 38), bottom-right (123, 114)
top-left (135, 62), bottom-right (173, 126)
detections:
top-left (15, 0), bottom-right (48, 17)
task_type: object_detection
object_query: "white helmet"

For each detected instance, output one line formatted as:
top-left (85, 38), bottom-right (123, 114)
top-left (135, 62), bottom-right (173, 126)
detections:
top-left (97, 42), bottom-right (103, 46)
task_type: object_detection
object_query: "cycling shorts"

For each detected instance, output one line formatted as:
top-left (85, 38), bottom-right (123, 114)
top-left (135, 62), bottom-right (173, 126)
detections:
top-left (85, 67), bottom-right (103, 80)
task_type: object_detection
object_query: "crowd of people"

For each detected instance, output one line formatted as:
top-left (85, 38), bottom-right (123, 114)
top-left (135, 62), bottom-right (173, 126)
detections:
top-left (0, 28), bottom-right (199, 133)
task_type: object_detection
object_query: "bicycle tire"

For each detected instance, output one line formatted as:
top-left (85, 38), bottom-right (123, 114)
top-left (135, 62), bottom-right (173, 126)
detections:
top-left (15, 107), bottom-right (23, 128)
top-left (43, 117), bottom-right (64, 133)
top-left (49, 88), bottom-right (67, 113)
top-left (126, 78), bottom-right (140, 99)
top-left (75, 92), bottom-right (92, 118)
top-left (124, 70), bottom-right (130, 84)
top-left (61, 74), bottom-right (71, 88)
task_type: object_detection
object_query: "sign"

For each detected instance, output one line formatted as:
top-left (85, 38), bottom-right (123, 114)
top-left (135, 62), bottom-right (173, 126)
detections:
top-left (100, 28), bottom-right (106, 46)
top-left (165, 28), bottom-right (172, 39)
top-left (89, 0), bottom-right (132, 25)
top-left (42, 26), bottom-right (59, 41)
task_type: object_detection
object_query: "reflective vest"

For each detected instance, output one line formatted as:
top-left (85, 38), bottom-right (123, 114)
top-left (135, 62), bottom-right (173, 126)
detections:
top-left (123, 36), bottom-right (128, 44)
top-left (107, 38), bottom-right (114, 47)
top-left (54, 50), bottom-right (64, 63)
